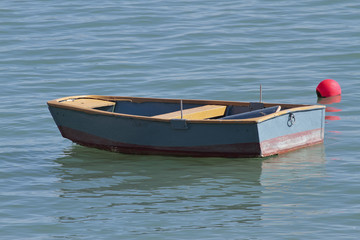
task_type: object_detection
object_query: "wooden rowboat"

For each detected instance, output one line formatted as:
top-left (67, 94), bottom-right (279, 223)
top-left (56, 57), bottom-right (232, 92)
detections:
top-left (47, 95), bottom-right (325, 158)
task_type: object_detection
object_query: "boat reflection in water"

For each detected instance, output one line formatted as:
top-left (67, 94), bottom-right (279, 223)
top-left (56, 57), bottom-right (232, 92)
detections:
top-left (53, 143), bottom-right (325, 234)
top-left (261, 144), bottom-right (326, 186)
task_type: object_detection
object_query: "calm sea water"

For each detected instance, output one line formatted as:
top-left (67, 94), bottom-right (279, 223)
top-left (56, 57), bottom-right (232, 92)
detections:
top-left (1, 1), bottom-right (359, 239)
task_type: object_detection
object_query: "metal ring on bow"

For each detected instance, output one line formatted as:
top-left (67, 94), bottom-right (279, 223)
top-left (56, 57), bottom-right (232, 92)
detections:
top-left (287, 113), bottom-right (295, 127)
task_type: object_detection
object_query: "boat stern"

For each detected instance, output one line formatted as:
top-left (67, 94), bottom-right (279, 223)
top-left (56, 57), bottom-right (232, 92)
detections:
top-left (258, 106), bottom-right (325, 157)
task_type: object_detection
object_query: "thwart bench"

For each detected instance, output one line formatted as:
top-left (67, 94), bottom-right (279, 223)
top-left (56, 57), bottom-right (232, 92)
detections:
top-left (152, 105), bottom-right (227, 120)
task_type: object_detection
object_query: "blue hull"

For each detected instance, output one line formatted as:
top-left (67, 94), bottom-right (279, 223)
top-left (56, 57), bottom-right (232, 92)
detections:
top-left (48, 95), bottom-right (325, 157)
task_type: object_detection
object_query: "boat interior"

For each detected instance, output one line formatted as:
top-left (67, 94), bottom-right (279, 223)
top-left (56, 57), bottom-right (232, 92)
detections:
top-left (56, 96), bottom-right (305, 120)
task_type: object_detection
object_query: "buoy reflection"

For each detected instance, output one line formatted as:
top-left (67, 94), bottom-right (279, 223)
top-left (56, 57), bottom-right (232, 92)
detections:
top-left (317, 95), bottom-right (341, 105)
top-left (317, 95), bottom-right (341, 121)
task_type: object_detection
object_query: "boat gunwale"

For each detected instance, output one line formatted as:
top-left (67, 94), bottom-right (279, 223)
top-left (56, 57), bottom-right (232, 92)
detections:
top-left (47, 95), bottom-right (325, 124)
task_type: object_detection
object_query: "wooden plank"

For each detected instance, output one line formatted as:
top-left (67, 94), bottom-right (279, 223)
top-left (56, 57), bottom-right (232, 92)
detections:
top-left (60, 98), bottom-right (115, 109)
top-left (152, 105), bottom-right (227, 120)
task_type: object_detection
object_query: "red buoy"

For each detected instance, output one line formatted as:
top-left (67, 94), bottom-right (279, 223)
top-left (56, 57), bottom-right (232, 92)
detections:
top-left (316, 79), bottom-right (341, 98)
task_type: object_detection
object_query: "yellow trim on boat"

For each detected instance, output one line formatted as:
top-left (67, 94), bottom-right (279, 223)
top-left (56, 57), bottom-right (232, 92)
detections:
top-left (47, 95), bottom-right (325, 124)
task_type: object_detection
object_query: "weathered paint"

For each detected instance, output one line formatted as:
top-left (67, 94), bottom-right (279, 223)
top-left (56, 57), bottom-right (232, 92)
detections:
top-left (48, 95), bottom-right (325, 158)
top-left (260, 128), bottom-right (323, 157)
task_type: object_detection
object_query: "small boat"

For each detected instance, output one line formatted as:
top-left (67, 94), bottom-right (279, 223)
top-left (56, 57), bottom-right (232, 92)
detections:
top-left (47, 95), bottom-right (325, 158)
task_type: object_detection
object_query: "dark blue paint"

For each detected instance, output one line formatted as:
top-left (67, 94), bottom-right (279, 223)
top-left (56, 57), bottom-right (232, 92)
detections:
top-left (221, 106), bottom-right (280, 119)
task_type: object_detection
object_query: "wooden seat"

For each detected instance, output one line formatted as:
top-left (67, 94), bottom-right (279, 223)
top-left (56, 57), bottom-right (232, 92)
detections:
top-left (60, 98), bottom-right (116, 109)
top-left (152, 105), bottom-right (227, 120)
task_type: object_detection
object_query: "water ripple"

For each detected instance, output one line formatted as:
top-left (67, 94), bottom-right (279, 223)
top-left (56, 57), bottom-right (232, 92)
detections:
top-left (1, 0), bottom-right (360, 239)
